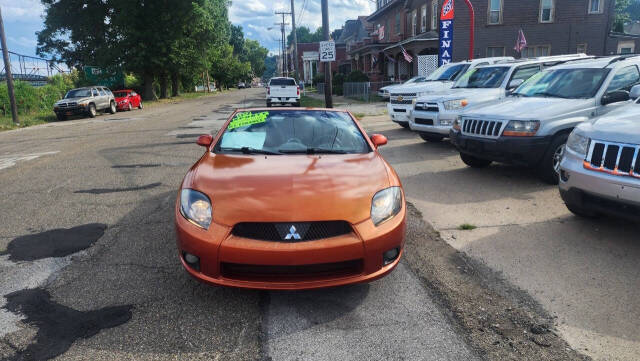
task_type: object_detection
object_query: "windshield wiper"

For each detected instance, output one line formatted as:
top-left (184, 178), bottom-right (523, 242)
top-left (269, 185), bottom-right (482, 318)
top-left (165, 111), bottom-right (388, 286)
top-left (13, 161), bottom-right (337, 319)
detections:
top-left (219, 147), bottom-right (282, 155)
top-left (279, 147), bottom-right (348, 154)
top-left (530, 92), bottom-right (569, 98)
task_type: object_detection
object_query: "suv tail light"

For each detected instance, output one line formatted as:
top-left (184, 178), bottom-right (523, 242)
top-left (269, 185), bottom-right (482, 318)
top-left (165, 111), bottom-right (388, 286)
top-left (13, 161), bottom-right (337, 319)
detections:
top-left (297, 86), bottom-right (300, 96)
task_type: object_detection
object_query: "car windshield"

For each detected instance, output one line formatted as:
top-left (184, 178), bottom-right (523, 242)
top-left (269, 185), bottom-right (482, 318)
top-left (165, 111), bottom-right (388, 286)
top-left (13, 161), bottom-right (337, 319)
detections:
top-left (426, 64), bottom-right (470, 81)
top-left (453, 66), bottom-right (510, 88)
top-left (270, 78), bottom-right (296, 86)
top-left (65, 89), bottom-right (92, 98)
top-left (113, 91), bottom-right (128, 97)
top-left (214, 110), bottom-right (370, 155)
top-left (513, 68), bottom-right (610, 99)
top-left (404, 76), bottom-right (425, 84)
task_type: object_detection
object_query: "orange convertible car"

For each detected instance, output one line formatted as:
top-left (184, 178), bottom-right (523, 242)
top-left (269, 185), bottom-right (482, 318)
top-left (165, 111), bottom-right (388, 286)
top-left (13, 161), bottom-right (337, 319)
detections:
top-left (175, 108), bottom-right (406, 290)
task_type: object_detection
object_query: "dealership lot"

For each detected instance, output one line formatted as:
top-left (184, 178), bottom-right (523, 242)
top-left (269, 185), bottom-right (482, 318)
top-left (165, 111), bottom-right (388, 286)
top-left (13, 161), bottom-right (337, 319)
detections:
top-left (0, 88), bottom-right (638, 360)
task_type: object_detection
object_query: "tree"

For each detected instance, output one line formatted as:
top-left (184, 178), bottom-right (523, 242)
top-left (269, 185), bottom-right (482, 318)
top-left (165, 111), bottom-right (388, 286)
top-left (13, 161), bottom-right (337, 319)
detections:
top-left (627, 0), bottom-right (640, 21)
top-left (615, 0), bottom-right (633, 32)
top-left (287, 26), bottom-right (323, 44)
top-left (244, 39), bottom-right (269, 78)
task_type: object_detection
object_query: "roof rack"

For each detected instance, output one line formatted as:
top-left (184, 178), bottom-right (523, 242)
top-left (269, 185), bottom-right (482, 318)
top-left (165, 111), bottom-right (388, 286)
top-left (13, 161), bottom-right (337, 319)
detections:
top-left (607, 54), bottom-right (640, 65)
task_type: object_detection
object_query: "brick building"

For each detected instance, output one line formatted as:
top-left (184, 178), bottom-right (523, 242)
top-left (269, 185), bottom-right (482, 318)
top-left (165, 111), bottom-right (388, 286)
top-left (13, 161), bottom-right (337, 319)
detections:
top-left (350, 0), bottom-right (636, 81)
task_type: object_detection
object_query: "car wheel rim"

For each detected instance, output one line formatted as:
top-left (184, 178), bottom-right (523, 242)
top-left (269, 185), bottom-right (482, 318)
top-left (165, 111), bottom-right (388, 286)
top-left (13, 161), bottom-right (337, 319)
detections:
top-left (553, 144), bottom-right (565, 174)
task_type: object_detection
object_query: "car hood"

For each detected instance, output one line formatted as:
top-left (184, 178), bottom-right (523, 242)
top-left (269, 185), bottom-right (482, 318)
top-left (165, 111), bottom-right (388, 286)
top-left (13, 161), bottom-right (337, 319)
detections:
top-left (577, 103), bottom-right (640, 143)
top-left (55, 97), bottom-right (90, 105)
top-left (390, 81), bottom-right (453, 95)
top-left (461, 97), bottom-right (595, 120)
top-left (416, 88), bottom-right (503, 103)
top-left (380, 84), bottom-right (402, 92)
top-left (184, 152), bottom-right (391, 226)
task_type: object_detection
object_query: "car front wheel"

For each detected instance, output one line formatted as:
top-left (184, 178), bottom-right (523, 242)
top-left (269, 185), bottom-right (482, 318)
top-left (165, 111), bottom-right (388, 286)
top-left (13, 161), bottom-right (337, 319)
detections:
top-left (138, 101), bottom-right (143, 110)
top-left (460, 153), bottom-right (492, 168)
top-left (88, 104), bottom-right (97, 118)
top-left (109, 101), bottom-right (117, 114)
top-left (539, 133), bottom-right (569, 185)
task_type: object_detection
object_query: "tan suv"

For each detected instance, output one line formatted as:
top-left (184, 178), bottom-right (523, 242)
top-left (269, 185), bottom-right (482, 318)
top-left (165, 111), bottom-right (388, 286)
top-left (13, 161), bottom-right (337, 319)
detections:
top-left (53, 86), bottom-right (116, 120)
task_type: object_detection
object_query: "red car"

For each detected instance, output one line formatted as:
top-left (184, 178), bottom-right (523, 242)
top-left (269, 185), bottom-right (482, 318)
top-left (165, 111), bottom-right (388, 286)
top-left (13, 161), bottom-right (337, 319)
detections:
top-left (113, 90), bottom-right (143, 111)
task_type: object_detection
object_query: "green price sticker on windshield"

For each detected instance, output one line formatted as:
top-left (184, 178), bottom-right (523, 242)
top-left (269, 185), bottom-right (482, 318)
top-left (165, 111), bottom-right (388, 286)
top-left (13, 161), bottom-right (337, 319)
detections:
top-left (228, 111), bottom-right (269, 130)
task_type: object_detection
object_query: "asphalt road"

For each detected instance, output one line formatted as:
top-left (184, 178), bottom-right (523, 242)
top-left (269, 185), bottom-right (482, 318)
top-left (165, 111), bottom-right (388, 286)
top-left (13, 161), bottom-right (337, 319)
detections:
top-left (0, 89), bottom-right (479, 360)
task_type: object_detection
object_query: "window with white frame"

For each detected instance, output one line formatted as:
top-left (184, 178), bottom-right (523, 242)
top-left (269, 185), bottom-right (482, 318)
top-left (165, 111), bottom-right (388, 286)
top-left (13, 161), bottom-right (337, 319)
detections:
top-left (618, 40), bottom-right (636, 54)
top-left (588, 0), bottom-right (603, 14)
top-left (412, 10), bottom-right (417, 36)
top-left (577, 43), bottom-right (587, 54)
top-left (431, 1), bottom-right (439, 30)
top-left (522, 45), bottom-right (551, 58)
top-left (540, 0), bottom-right (554, 23)
top-left (487, 46), bottom-right (505, 57)
top-left (421, 5), bottom-right (427, 33)
top-left (488, 0), bottom-right (503, 24)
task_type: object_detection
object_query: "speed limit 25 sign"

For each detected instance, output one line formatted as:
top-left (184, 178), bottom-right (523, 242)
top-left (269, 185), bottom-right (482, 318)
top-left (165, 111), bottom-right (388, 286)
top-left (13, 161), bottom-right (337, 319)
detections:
top-left (319, 41), bottom-right (336, 62)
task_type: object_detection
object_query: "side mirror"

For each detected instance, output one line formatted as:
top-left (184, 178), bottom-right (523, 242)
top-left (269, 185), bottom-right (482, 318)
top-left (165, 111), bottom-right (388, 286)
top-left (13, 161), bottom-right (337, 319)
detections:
top-left (630, 85), bottom-right (640, 100)
top-left (370, 134), bottom-right (388, 148)
top-left (196, 134), bottom-right (213, 147)
top-left (601, 90), bottom-right (630, 105)
top-left (507, 78), bottom-right (524, 91)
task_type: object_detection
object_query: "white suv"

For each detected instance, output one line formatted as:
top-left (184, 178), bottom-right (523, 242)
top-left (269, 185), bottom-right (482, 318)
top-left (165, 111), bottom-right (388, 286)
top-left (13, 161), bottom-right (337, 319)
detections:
top-left (450, 55), bottom-right (640, 184)
top-left (559, 85), bottom-right (640, 221)
top-left (410, 54), bottom-right (589, 142)
top-left (387, 57), bottom-right (513, 128)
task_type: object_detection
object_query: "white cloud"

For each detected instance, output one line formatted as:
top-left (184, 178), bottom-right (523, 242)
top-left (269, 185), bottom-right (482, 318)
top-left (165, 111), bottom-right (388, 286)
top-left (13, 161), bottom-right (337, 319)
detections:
top-left (0, 0), bottom-right (44, 22)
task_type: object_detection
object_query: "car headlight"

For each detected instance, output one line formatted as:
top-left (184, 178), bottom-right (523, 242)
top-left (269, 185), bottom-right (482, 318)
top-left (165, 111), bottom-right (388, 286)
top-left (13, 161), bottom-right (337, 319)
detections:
top-left (566, 130), bottom-right (590, 156)
top-left (502, 120), bottom-right (540, 137)
top-left (180, 189), bottom-right (212, 229)
top-left (443, 99), bottom-right (469, 111)
top-left (371, 187), bottom-right (403, 226)
top-left (79, 101), bottom-right (88, 106)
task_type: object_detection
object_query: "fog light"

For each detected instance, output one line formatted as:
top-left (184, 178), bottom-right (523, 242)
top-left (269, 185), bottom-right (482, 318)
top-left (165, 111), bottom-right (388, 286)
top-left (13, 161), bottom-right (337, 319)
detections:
top-left (383, 248), bottom-right (400, 265)
top-left (183, 252), bottom-right (200, 271)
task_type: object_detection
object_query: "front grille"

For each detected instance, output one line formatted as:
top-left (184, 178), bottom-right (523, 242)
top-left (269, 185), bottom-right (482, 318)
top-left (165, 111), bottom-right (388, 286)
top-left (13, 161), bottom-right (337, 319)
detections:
top-left (584, 140), bottom-right (640, 178)
top-left (415, 103), bottom-right (439, 112)
top-left (231, 221), bottom-right (352, 242)
top-left (58, 102), bottom-right (78, 108)
top-left (221, 259), bottom-right (364, 281)
top-left (414, 118), bottom-right (434, 126)
top-left (390, 93), bottom-right (417, 105)
top-left (393, 108), bottom-right (407, 113)
top-left (462, 118), bottom-right (504, 138)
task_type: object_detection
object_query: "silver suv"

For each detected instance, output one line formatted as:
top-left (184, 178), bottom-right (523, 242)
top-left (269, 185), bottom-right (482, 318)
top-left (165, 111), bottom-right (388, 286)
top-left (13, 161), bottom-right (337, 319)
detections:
top-left (450, 55), bottom-right (640, 184)
top-left (53, 86), bottom-right (116, 120)
top-left (410, 54), bottom-right (589, 142)
top-left (559, 86), bottom-right (640, 222)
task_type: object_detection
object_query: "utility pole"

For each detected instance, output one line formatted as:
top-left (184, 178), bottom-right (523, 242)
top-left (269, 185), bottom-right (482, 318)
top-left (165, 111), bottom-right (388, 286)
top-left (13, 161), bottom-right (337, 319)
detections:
top-left (0, 7), bottom-right (18, 125)
top-left (275, 11), bottom-right (291, 77)
top-left (321, 0), bottom-right (333, 108)
top-left (290, 0), bottom-right (299, 81)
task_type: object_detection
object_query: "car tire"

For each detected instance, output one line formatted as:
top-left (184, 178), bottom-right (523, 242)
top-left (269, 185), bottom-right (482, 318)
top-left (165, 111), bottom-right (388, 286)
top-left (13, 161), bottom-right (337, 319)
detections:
top-left (138, 102), bottom-right (143, 110)
top-left (109, 101), bottom-right (117, 114)
top-left (539, 133), bottom-right (569, 185)
top-left (460, 153), bottom-right (492, 168)
top-left (88, 104), bottom-right (97, 118)
top-left (56, 113), bottom-right (66, 121)
top-left (419, 134), bottom-right (444, 142)
top-left (127, 103), bottom-right (132, 111)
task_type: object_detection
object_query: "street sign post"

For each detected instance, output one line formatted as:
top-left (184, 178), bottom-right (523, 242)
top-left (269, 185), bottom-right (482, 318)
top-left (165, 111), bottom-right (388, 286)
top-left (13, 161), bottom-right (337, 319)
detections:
top-left (319, 41), bottom-right (336, 63)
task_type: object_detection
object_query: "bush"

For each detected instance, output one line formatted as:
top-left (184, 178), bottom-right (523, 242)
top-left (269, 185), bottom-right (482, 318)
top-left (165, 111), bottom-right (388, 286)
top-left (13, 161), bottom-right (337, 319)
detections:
top-left (313, 73), bottom-right (325, 86)
top-left (345, 70), bottom-right (369, 82)
top-left (332, 72), bottom-right (345, 96)
top-left (0, 74), bottom-right (76, 116)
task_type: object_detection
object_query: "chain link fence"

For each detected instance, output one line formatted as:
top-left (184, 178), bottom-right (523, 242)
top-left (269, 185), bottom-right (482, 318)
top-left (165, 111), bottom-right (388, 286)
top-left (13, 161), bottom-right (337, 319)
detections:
top-left (316, 81), bottom-right (399, 102)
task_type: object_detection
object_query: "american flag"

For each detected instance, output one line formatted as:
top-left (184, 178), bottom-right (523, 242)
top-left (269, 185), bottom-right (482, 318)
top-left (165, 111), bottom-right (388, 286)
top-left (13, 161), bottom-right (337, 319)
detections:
top-left (514, 29), bottom-right (527, 53)
top-left (401, 46), bottom-right (413, 63)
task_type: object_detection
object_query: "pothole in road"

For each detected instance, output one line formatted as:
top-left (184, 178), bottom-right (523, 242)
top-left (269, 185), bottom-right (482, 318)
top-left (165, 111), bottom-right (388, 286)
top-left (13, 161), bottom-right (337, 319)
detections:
top-left (3, 288), bottom-right (132, 361)
top-left (74, 182), bottom-right (162, 194)
top-left (0, 224), bottom-right (107, 262)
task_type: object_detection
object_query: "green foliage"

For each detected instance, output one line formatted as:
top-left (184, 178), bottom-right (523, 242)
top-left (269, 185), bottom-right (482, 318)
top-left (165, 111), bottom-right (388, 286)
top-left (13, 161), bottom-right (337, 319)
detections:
top-left (244, 39), bottom-right (269, 78)
top-left (458, 224), bottom-right (477, 231)
top-left (332, 72), bottom-right (345, 96)
top-left (313, 73), bottom-right (325, 85)
top-left (345, 71), bottom-right (369, 82)
top-left (615, 0), bottom-right (633, 32)
top-left (0, 76), bottom-right (75, 117)
top-left (263, 56), bottom-right (278, 81)
top-left (287, 26), bottom-right (324, 44)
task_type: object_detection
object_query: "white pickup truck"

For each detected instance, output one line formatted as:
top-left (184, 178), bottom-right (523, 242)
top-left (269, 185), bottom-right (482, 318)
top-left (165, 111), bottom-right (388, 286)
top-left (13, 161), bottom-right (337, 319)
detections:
top-left (267, 77), bottom-right (300, 107)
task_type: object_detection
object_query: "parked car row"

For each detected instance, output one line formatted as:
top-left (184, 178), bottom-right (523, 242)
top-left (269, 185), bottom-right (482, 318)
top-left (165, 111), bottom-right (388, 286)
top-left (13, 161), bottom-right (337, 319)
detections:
top-left (387, 54), bottom-right (640, 222)
top-left (53, 86), bottom-right (143, 120)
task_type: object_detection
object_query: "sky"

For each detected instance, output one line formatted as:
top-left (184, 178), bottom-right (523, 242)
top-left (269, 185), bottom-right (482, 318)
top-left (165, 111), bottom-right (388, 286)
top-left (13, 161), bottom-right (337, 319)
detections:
top-left (1, 0), bottom-right (375, 59)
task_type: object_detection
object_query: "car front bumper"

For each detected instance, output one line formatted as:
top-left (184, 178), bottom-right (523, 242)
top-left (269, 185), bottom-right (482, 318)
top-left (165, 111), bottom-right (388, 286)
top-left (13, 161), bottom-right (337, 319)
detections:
top-left (268, 97), bottom-right (299, 104)
top-left (387, 103), bottom-right (411, 124)
top-left (450, 130), bottom-right (551, 167)
top-left (175, 202), bottom-right (406, 290)
top-left (409, 110), bottom-right (454, 136)
top-left (559, 148), bottom-right (640, 221)
top-left (54, 105), bottom-right (87, 115)
top-left (116, 102), bottom-right (130, 110)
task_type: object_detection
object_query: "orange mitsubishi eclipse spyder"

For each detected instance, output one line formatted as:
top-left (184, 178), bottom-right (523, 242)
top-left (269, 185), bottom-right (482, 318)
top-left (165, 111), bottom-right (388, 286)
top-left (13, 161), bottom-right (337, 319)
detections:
top-left (175, 108), bottom-right (406, 290)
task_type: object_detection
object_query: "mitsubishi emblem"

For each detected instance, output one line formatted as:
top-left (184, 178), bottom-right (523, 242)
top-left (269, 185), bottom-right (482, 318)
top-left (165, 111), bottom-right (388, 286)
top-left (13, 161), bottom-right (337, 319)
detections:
top-left (285, 225), bottom-right (301, 240)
